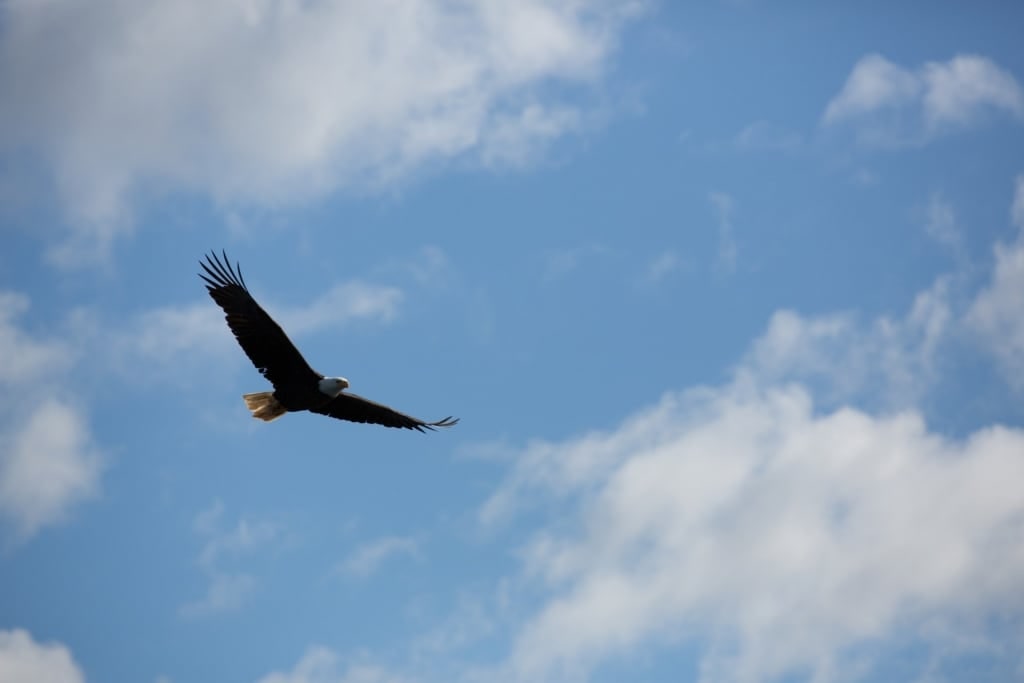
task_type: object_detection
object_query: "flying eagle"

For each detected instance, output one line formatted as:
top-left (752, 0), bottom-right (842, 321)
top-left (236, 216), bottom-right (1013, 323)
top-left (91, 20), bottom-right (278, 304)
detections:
top-left (200, 251), bottom-right (458, 432)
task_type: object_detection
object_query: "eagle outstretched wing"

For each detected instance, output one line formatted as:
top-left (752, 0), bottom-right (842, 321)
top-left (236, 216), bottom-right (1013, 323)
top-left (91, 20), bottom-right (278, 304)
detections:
top-left (199, 250), bottom-right (321, 389)
top-left (311, 392), bottom-right (459, 432)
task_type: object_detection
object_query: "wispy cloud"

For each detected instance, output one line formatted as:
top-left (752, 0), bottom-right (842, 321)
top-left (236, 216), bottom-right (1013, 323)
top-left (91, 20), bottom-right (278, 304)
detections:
top-left (109, 277), bottom-right (402, 380)
top-left (823, 54), bottom-right (1024, 144)
top-left (254, 647), bottom-right (409, 683)
top-left (279, 282), bottom-right (402, 336)
top-left (966, 175), bottom-right (1024, 386)
top-left (194, 500), bottom-right (284, 570)
top-left (640, 250), bottom-right (683, 285)
top-left (377, 246), bottom-right (452, 289)
top-left (411, 593), bottom-right (498, 659)
top-left (119, 301), bottom-right (230, 366)
top-left (733, 120), bottom-right (802, 151)
top-left (480, 104), bottom-right (584, 167)
top-left (541, 244), bottom-right (610, 281)
top-left (0, 293), bottom-right (102, 541)
top-left (0, 629), bottom-right (84, 683)
top-left (709, 192), bottom-right (737, 274)
top-left (339, 536), bottom-right (420, 579)
top-left (0, 293), bottom-right (74, 384)
top-left (923, 192), bottom-right (963, 253)
top-left (179, 573), bottom-right (258, 620)
top-left (0, 0), bottom-right (642, 264)
top-left (180, 500), bottom-right (284, 618)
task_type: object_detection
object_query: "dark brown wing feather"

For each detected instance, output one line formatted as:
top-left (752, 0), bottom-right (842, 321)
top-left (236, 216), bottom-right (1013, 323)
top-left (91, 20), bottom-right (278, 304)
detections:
top-left (310, 392), bottom-right (459, 432)
top-left (199, 250), bottom-right (321, 389)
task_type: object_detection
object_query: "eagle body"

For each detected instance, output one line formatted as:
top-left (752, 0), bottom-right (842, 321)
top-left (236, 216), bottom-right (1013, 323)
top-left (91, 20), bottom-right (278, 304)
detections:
top-left (199, 251), bottom-right (458, 432)
top-left (242, 376), bottom-right (346, 422)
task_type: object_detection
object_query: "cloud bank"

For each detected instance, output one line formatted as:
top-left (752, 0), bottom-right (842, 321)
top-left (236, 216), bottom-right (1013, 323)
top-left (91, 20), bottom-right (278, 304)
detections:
top-left (0, 0), bottom-right (641, 263)
top-left (495, 380), bottom-right (1024, 683)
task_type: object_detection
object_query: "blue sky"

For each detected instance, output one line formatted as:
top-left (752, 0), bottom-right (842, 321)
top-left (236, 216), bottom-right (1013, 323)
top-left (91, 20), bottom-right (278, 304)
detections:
top-left (2, 2), bottom-right (1024, 682)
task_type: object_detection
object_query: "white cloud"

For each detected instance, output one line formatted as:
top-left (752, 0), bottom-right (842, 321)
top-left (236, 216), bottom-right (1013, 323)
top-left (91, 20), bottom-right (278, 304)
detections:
top-left (823, 54), bottom-right (1024, 143)
top-left (744, 277), bottom-right (951, 408)
top-left (0, 399), bottom-right (102, 540)
top-left (922, 55), bottom-right (1024, 128)
top-left (256, 647), bottom-right (409, 683)
top-left (340, 535), bottom-right (420, 578)
top-left (0, 0), bottom-right (642, 264)
top-left (0, 292), bottom-right (101, 541)
top-left (823, 54), bottom-right (922, 125)
top-left (0, 630), bottom-right (84, 683)
top-left (966, 175), bottom-right (1024, 385)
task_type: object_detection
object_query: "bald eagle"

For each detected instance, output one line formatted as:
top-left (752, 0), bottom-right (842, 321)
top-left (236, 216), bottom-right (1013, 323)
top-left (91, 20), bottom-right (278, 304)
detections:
top-left (200, 251), bottom-right (458, 432)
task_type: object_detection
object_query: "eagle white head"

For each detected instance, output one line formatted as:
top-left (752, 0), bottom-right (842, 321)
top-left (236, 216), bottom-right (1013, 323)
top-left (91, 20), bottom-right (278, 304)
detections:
top-left (318, 376), bottom-right (350, 397)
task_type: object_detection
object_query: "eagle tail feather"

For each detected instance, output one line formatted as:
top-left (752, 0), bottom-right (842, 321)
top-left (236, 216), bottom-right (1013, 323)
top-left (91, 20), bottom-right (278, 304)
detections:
top-left (243, 392), bottom-right (287, 422)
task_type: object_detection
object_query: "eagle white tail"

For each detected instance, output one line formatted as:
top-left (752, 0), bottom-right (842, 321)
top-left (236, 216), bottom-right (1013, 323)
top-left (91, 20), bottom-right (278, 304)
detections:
top-left (243, 392), bottom-right (287, 422)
